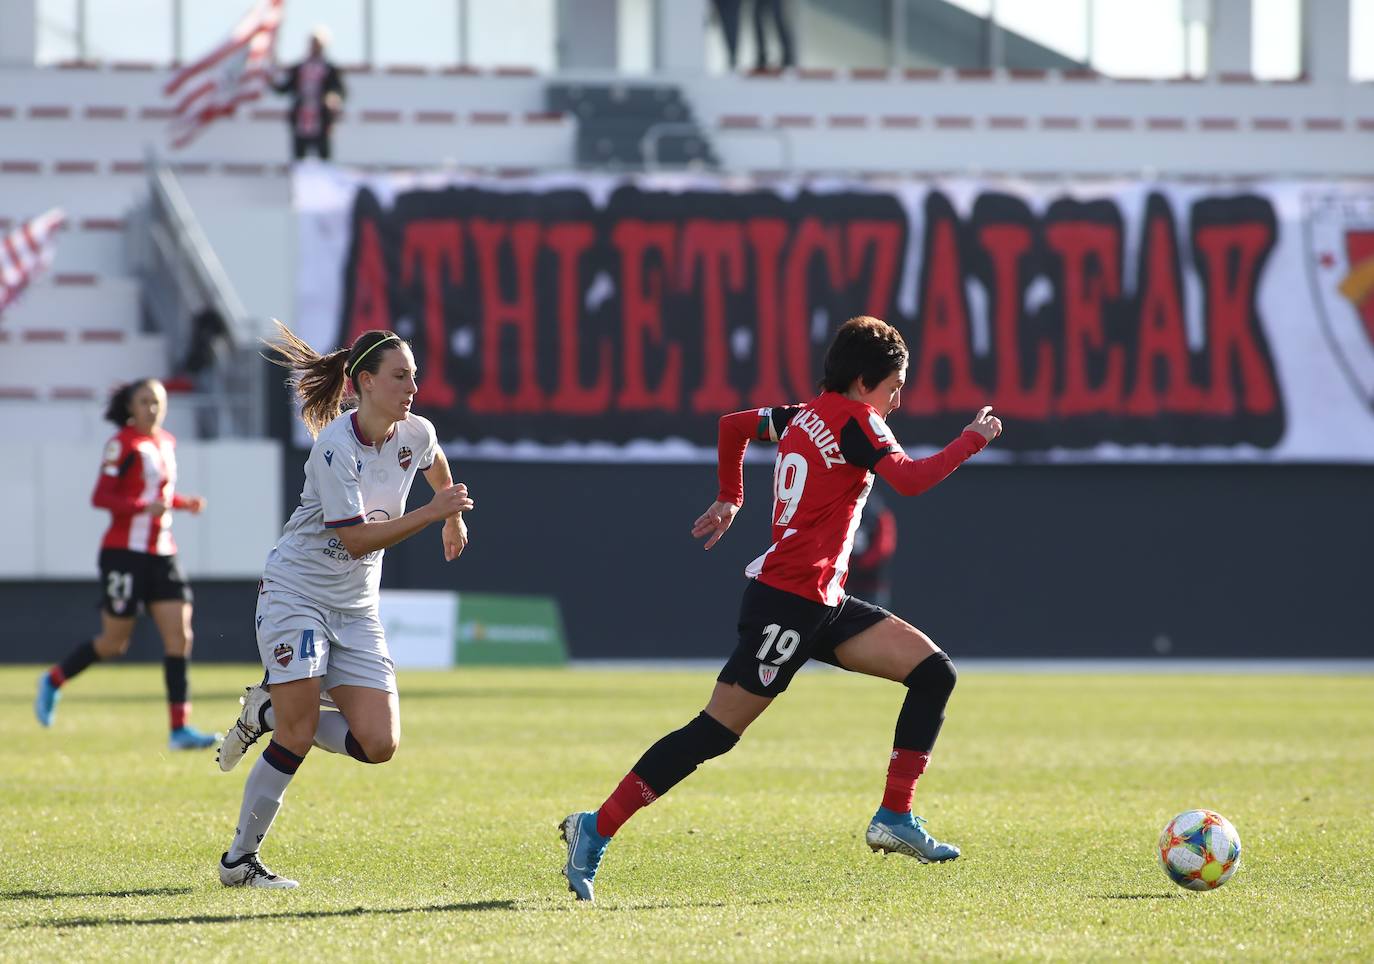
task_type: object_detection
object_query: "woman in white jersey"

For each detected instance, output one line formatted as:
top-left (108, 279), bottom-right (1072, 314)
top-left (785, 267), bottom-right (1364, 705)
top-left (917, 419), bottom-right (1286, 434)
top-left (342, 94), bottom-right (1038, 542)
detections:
top-left (215, 323), bottom-right (473, 889)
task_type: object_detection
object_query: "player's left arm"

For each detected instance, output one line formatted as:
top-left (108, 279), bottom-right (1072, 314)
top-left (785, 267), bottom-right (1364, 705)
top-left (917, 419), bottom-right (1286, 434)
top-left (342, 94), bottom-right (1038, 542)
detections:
top-left (843, 406), bottom-right (1002, 498)
top-left (422, 446), bottom-right (468, 562)
top-left (171, 493), bottom-right (207, 514)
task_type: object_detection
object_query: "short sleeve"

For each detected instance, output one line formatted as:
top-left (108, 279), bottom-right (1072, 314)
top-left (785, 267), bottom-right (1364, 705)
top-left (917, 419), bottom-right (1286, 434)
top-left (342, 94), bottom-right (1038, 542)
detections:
top-left (314, 440), bottom-right (366, 528)
top-left (839, 410), bottom-right (904, 471)
top-left (100, 435), bottom-right (129, 478)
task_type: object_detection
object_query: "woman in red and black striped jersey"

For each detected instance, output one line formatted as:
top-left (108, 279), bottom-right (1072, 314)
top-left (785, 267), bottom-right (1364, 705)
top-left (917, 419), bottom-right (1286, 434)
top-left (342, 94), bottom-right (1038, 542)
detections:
top-left (560, 316), bottom-right (1002, 901)
top-left (34, 378), bottom-right (219, 750)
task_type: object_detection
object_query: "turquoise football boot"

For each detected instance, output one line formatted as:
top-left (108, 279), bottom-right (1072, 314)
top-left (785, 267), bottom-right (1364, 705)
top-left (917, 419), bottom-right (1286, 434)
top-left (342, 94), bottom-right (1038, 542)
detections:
top-left (169, 725), bottom-right (220, 750)
top-left (560, 811), bottom-right (610, 901)
top-left (866, 807), bottom-right (960, 862)
top-left (34, 674), bottom-right (60, 727)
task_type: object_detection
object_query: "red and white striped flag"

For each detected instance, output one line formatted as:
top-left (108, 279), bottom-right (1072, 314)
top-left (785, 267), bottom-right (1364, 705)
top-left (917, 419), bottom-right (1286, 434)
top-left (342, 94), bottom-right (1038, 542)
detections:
top-left (163, 0), bottom-right (283, 149)
top-left (0, 208), bottom-right (65, 317)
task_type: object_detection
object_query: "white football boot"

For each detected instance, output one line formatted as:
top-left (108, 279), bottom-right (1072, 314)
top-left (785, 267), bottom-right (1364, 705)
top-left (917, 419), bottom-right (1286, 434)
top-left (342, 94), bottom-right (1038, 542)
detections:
top-left (217, 683), bottom-right (272, 773)
top-left (219, 852), bottom-right (299, 889)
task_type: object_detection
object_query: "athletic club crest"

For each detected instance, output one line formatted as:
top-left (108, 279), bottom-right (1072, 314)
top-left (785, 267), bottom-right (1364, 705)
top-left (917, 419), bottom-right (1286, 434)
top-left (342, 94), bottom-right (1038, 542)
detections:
top-left (758, 664), bottom-right (779, 687)
top-left (1305, 194), bottom-right (1374, 408)
top-left (397, 445), bottom-right (412, 470)
top-left (273, 642), bottom-right (294, 667)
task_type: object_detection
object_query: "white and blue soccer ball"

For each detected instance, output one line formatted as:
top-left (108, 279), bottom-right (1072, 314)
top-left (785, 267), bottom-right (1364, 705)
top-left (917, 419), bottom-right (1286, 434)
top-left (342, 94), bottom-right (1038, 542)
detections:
top-left (1158, 809), bottom-right (1242, 891)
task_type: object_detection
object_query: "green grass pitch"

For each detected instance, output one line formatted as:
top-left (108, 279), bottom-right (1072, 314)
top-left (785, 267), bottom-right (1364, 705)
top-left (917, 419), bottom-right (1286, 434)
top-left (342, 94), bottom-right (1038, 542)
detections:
top-left (2, 665), bottom-right (1372, 961)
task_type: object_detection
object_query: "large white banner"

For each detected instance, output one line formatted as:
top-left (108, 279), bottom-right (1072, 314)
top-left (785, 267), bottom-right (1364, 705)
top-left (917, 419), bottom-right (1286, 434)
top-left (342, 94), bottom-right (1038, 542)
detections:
top-left (293, 168), bottom-right (1374, 463)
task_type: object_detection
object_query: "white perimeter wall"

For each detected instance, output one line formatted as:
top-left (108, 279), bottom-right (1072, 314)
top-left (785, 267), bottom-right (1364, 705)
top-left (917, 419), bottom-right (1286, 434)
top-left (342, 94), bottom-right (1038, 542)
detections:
top-left (0, 440), bottom-right (282, 579)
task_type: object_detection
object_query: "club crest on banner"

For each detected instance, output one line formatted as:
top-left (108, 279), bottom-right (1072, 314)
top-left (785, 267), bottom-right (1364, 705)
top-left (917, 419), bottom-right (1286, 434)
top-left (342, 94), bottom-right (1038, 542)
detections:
top-left (1305, 194), bottom-right (1374, 409)
top-left (273, 642), bottom-right (294, 667)
top-left (398, 445), bottom-right (412, 470)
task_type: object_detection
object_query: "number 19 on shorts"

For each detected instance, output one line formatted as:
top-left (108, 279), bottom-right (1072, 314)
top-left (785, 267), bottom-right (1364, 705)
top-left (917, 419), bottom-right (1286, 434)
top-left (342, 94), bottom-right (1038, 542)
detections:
top-left (756, 623), bottom-right (800, 665)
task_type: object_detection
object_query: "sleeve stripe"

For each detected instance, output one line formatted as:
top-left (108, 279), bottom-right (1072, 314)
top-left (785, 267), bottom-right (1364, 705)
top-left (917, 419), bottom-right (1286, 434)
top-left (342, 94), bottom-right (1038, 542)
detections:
top-left (324, 515), bottom-right (365, 529)
top-left (756, 412), bottom-right (774, 442)
top-left (418, 461), bottom-right (434, 471)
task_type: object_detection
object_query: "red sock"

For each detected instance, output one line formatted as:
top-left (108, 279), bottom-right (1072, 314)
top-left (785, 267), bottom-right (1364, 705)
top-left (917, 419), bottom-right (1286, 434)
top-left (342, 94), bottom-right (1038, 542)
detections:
top-left (881, 748), bottom-right (930, 813)
top-left (169, 702), bottom-right (190, 730)
top-left (48, 667), bottom-right (67, 687)
top-left (596, 772), bottom-right (658, 837)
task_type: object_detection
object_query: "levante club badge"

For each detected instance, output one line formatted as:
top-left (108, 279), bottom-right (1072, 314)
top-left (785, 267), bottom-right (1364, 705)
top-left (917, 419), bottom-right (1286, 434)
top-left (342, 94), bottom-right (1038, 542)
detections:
top-left (1306, 193), bottom-right (1374, 409)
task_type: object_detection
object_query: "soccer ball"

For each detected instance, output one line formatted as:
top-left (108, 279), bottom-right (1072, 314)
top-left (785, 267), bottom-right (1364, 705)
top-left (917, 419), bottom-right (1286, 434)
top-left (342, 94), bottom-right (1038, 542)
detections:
top-left (1157, 809), bottom-right (1242, 891)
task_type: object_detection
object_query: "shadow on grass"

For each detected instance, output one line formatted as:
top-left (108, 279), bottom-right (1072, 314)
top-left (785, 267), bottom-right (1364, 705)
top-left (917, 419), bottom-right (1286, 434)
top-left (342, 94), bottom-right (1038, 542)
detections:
top-left (34, 899), bottom-right (517, 929)
top-left (1091, 893), bottom-right (1181, 900)
top-left (3, 887), bottom-right (193, 901)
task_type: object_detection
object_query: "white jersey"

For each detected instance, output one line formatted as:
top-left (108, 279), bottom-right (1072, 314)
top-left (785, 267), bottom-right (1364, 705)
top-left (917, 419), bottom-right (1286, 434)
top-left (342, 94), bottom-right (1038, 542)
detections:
top-left (262, 410), bottom-right (438, 614)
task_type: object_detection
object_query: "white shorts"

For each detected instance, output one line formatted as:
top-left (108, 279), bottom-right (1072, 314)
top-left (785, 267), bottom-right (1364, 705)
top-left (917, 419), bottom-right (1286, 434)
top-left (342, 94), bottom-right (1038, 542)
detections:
top-left (254, 583), bottom-right (397, 694)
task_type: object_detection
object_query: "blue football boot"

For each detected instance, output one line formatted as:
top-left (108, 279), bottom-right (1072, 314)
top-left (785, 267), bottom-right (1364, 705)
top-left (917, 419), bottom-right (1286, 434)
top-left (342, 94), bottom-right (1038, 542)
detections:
top-left (866, 807), bottom-right (960, 862)
top-left (169, 725), bottom-right (220, 751)
top-left (560, 811), bottom-right (610, 901)
top-left (34, 674), bottom-right (60, 727)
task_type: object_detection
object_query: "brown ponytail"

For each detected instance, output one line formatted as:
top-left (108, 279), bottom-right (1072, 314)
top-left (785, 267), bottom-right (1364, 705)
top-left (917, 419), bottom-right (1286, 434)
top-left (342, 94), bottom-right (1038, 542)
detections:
top-left (262, 320), bottom-right (352, 437)
top-left (262, 320), bottom-right (408, 438)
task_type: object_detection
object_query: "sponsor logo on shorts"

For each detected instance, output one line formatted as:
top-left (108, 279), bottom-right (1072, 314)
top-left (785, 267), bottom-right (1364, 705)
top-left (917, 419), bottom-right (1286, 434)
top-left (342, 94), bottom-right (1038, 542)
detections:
top-left (758, 664), bottom-right (779, 687)
top-left (273, 642), bottom-right (294, 667)
top-left (398, 445), bottom-right (412, 470)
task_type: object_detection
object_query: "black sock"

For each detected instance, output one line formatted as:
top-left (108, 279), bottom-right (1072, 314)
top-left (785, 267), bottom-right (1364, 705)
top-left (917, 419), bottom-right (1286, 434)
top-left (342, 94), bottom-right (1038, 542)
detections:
top-left (631, 711), bottom-right (740, 797)
top-left (893, 652), bottom-right (958, 752)
top-left (163, 656), bottom-right (190, 704)
top-left (52, 640), bottom-right (100, 686)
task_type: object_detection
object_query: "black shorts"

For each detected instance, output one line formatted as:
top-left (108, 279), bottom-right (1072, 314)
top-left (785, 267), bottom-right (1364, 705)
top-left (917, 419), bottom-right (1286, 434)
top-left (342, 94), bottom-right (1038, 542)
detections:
top-left (98, 548), bottom-right (192, 617)
top-left (717, 579), bottom-right (890, 697)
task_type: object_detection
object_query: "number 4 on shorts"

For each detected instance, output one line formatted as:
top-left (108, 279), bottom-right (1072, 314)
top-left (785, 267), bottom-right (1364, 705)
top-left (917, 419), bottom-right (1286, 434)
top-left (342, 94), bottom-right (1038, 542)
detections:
top-left (300, 629), bottom-right (316, 660)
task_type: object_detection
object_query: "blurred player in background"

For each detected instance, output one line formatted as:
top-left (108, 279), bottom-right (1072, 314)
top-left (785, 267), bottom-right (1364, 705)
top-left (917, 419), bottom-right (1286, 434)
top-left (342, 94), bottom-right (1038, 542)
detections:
top-left (34, 378), bottom-right (218, 750)
top-left (560, 316), bottom-right (1001, 901)
top-left (214, 323), bottom-right (472, 889)
top-left (846, 487), bottom-right (897, 608)
top-left (271, 26), bottom-right (346, 161)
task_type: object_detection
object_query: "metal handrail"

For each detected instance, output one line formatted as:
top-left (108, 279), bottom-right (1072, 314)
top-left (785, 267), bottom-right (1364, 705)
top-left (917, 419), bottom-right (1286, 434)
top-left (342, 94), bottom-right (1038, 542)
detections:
top-left (134, 150), bottom-right (266, 438)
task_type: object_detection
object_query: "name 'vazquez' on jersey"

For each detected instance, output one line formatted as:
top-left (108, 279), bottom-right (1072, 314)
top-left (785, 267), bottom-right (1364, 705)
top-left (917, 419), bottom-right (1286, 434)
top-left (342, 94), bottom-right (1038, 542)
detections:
top-left (263, 410), bottom-right (436, 614)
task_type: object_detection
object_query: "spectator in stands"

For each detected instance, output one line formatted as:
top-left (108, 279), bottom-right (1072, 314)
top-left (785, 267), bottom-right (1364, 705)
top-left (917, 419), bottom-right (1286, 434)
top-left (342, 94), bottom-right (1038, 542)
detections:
top-left (752, 0), bottom-right (796, 73)
top-left (271, 27), bottom-right (346, 162)
top-left (711, 0), bottom-right (744, 70)
top-left (34, 378), bottom-right (219, 751)
top-left (847, 488), bottom-right (898, 608)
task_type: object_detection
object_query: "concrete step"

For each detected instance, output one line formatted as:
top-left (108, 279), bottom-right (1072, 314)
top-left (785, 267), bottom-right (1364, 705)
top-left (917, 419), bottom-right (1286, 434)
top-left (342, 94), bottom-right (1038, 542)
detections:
top-left (48, 229), bottom-right (129, 275)
top-left (0, 395), bottom-right (199, 446)
top-left (0, 172), bottom-right (147, 219)
top-left (0, 332), bottom-right (166, 395)
top-left (0, 277), bottom-right (142, 333)
top-left (0, 396), bottom-right (110, 441)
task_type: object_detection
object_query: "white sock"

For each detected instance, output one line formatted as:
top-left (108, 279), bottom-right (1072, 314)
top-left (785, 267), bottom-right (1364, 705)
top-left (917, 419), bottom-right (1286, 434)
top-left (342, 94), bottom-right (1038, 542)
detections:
top-left (312, 709), bottom-right (350, 754)
top-left (226, 742), bottom-right (300, 860)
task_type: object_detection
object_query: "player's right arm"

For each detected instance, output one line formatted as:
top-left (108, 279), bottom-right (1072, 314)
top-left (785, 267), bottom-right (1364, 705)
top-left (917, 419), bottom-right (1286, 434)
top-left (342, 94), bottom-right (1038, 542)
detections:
top-left (90, 436), bottom-right (160, 515)
top-left (691, 405), bottom-right (802, 550)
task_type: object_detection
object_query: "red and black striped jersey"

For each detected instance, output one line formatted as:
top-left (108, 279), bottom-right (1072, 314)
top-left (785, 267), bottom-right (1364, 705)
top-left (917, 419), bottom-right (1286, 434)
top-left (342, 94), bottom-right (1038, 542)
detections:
top-left (716, 392), bottom-right (987, 605)
top-left (92, 426), bottom-right (188, 556)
